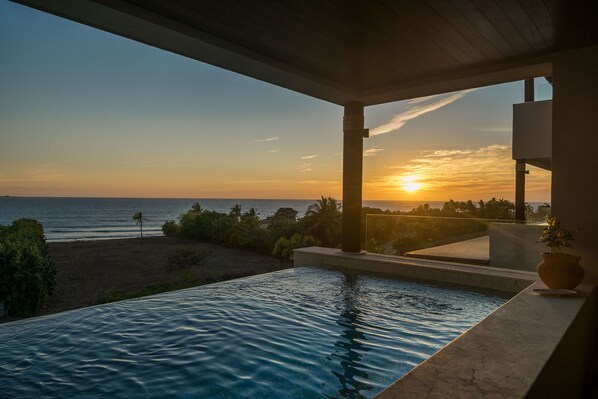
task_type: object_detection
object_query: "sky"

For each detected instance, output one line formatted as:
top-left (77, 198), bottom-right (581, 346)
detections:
top-left (0, 1), bottom-right (552, 202)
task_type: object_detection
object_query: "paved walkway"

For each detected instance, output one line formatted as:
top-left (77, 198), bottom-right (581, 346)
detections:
top-left (405, 236), bottom-right (489, 265)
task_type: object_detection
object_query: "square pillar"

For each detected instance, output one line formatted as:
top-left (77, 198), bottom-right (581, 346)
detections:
top-left (516, 79), bottom-right (535, 221)
top-left (515, 160), bottom-right (527, 222)
top-left (342, 102), bottom-right (366, 253)
top-left (552, 45), bottom-right (598, 284)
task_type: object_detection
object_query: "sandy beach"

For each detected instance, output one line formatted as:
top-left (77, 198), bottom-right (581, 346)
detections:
top-left (45, 236), bottom-right (289, 315)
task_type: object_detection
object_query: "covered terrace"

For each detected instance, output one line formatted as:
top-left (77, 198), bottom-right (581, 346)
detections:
top-left (12, 0), bottom-right (598, 397)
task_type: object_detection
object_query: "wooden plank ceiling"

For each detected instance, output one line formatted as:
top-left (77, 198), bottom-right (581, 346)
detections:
top-left (13, 0), bottom-right (598, 105)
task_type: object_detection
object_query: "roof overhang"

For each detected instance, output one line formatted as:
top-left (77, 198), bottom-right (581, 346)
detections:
top-left (12, 0), bottom-right (598, 105)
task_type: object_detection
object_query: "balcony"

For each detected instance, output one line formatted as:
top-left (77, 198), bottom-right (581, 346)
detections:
top-left (512, 99), bottom-right (552, 171)
top-left (365, 214), bottom-right (545, 272)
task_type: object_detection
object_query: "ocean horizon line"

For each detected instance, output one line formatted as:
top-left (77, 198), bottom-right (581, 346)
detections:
top-left (1, 197), bottom-right (551, 242)
top-left (0, 195), bottom-right (551, 203)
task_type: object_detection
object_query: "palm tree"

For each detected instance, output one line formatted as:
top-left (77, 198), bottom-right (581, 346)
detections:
top-left (242, 207), bottom-right (258, 219)
top-left (229, 204), bottom-right (242, 219)
top-left (305, 196), bottom-right (342, 246)
top-left (132, 212), bottom-right (148, 239)
top-left (191, 202), bottom-right (203, 212)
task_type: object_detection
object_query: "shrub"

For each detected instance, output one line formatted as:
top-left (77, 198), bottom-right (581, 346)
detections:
top-left (166, 248), bottom-right (208, 271)
top-left (101, 283), bottom-right (174, 304)
top-left (220, 270), bottom-right (256, 280)
top-left (273, 234), bottom-right (319, 260)
top-left (267, 208), bottom-right (298, 225)
top-left (178, 269), bottom-right (200, 286)
top-left (174, 201), bottom-right (321, 257)
top-left (101, 289), bottom-right (129, 303)
top-left (226, 217), bottom-right (268, 252)
top-left (162, 220), bottom-right (180, 237)
top-left (179, 210), bottom-right (233, 242)
top-left (366, 238), bottom-right (379, 253)
top-left (0, 219), bottom-right (56, 316)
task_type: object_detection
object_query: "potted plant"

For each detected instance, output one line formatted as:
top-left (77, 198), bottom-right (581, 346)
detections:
top-left (537, 216), bottom-right (584, 290)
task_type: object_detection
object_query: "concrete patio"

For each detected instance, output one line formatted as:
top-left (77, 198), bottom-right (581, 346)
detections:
top-left (405, 236), bottom-right (490, 265)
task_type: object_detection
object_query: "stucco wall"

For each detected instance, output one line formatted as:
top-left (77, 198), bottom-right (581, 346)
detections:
top-left (552, 45), bottom-right (598, 285)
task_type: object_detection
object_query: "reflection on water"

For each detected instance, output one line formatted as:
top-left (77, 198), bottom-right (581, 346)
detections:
top-left (329, 274), bottom-right (372, 398)
top-left (0, 267), bottom-right (507, 398)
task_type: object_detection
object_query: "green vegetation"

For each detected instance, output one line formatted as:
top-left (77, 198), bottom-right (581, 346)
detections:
top-left (102, 284), bottom-right (173, 303)
top-left (162, 220), bottom-right (180, 237)
top-left (366, 198), bottom-right (549, 255)
top-left (0, 219), bottom-right (56, 316)
top-left (539, 216), bottom-right (574, 253)
top-left (166, 248), bottom-right (208, 271)
top-left (304, 196), bottom-right (342, 247)
top-left (100, 269), bottom-right (258, 304)
top-left (162, 197), bottom-right (549, 258)
top-left (163, 200), bottom-right (328, 258)
top-left (273, 234), bottom-right (320, 260)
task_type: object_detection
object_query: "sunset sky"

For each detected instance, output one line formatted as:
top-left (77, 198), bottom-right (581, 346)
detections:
top-left (0, 1), bottom-right (552, 202)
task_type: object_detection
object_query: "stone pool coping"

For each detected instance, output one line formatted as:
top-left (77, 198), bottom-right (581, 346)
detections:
top-left (294, 246), bottom-right (536, 293)
top-left (374, 281), bottom-right (595, 398)
top-left (294, 246), bottom-right (596, 398)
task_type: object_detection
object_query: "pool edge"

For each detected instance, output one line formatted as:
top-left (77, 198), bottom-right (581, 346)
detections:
top-left (293, 246), bottom-right (596, 398)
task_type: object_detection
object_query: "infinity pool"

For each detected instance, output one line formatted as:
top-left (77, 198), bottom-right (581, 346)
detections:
top-left (0, 267), bottom-right (507, 398)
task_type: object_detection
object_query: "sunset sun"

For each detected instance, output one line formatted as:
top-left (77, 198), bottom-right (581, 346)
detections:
top-left (401, 175), bottom-right (422, 193)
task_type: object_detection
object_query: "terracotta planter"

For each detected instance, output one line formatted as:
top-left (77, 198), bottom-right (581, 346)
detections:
top-left (537, 253), bottom-right (584, 290)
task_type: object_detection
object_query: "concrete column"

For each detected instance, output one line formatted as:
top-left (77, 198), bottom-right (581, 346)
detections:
top-left (515, 79), bottom-right (534, 222)
top-left (342, 102), bottom-right (366, 253)
top-left (515, 160), bottom-right (527, 221)
top-left (524, 78), bottom-right (535, 102)
top-left (552, 46), bottom-right (598, 284)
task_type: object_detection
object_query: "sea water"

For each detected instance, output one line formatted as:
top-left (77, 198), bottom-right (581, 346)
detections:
top-left (0, 197), bottom-right (547, 241)
top-left (0, 197), bottom-right (445, 241)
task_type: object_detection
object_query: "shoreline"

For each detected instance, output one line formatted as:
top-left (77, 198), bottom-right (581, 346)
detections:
top-left (46, 234), bottom-right (163, 243)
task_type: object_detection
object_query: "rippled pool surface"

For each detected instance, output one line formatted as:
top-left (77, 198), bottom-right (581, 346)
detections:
top-left (0, 267), bottom-right (507, 398)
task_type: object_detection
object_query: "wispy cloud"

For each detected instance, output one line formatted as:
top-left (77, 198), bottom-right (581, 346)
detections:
top-left (367, 144), bottom-right (550, 198)
top-left (268, 149), bottom-right (279, 153)
top-left (370, 89), bottom-right (477, 137)
top-left (423, 149), bottom-right (473, 157)
top-left (477, 127), bottom-right (512, 133)
top-left (405, 94), bottom-right (438, 105)
top-left (299, 163), bottom-right (313, 172)
top-left (232, 179), bottom-right (281, 184)
top-left (364, 148), bottom-right (384, 157)
top-left (299, 180), bottom-right (339, 184)
top-left (300, 154), bottom-right (318, 160)
top-left (255, 136), bottom-right (280, 142)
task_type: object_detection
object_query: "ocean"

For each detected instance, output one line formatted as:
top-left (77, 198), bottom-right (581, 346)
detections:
top-left (0, 197), bottom-right (446, 242)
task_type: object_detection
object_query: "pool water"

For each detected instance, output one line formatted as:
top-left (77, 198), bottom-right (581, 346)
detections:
top-left (0, 267), bottom-right (507, 398)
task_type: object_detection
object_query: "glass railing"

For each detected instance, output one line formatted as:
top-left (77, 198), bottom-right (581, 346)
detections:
top-left (365, 214), bottom-right (547, 270)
